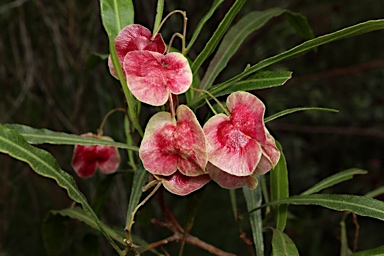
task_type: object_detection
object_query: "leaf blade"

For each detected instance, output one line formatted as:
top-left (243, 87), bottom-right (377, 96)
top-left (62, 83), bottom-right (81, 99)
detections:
top-left (4, 124), bottom-right (139, 151)
top-left (270, 142), bottom-right (289, 231)
top-left (243, 180), bottom-right (264, 256)
top-left (0, 124), bottom-right (123, 255)
top-left (100, 0), bottom-right (134, 38)
top-left (264, 107), bottom-right (339, 123)
top-left (199, 8), bottom-right (287, 90)
top-left (191, 0), bottom-right (246, 75)
top-left (253, 194), bottom-right (384, 222)
top-left (301, 168), bottom-right (368, 196)
top-left (186, 0), bottom-right (224, 53)
top-left (270, 228), bottom-right (300, 256)
top-left (51, 207), bottom-right (126, 245)
top-left (189, 19), bottom-right (384, 108)
top-left (214, 71), bottom-right (292, 97)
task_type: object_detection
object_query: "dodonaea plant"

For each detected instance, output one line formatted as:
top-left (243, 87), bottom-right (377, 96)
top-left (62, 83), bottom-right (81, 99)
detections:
top-left (1, 1), bottom-right (384, 255)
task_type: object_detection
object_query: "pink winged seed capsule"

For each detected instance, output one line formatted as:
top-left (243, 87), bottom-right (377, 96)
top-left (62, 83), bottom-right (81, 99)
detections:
top-left (71, 133), bottom-right (121, 178)
top-left (203, 91), bottom-right (280, 189)
top-left (155, 172), bottom-right (211, 196)
top-left (108, 24), bottom-right (166, 79)
top-left (139, 105), bottom-right (210, 195)
top-left (124, 51), bottom-right (192, 106)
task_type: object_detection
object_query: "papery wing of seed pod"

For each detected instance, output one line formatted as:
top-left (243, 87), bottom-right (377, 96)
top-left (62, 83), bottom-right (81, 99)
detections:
top-left (139, 112), bottom-right (179, 176)
top-left (108, 24), bottom-right (166, 78)
top-left (124, 51), bottom-right (192, 106)
top-left (155, 172), bottom-right (211, 196)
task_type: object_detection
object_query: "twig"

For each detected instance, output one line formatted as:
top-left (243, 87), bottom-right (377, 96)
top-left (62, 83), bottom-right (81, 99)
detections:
top-left (138, 190), bottom-right (237, 256)
top-left (352, 212), bottom-right (360, 252)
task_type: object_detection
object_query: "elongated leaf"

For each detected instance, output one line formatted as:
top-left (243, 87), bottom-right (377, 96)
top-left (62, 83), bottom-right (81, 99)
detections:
top-left (186, 0), bottom-right (224, 53)
top-left (100, 0), bottom-right (134, 38)
top-left (51, 207), bottom-right (126, 245)
top-left (126, 166), bottom-right (149, 228)
top-left (264, 107), bottom-right (338, 123)
top-left (153, 0), bottom-right (164, 33)
top-left (243, 179), bottom-right (264, 256)
top-left (0, 125), bottom-right (123, 255)
top-left (191, 0), bottom-right (245, 75)
top-left (189, 19), bottom-right (384, 108)
top-left (351, 245), bottom-right (384, 256)
top-left (200, 8), bottom-right (306, 90)
top-left (270, 142), bottom-right (289, 231)
top-left (252, 194), bottom-right (384, 222)
top-left (270, 228), bottom-right (299, 256)
top-left (301, 169), bottom-right (367, 196)
top-left (4, 124), bottom-right (138, 151)
top-left (365, 186), bottom-right (384, 198)
top-left (214, 71), bottom-right (292, 97)
top-left (283, 11), bottom-right (314, 40)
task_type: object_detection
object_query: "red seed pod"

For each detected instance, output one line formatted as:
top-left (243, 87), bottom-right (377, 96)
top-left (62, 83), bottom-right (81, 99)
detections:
top-left (71, 133), bottom-right (120, 178)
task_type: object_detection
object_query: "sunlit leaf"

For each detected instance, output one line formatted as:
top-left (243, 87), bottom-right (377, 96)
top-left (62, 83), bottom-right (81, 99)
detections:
top-left (252, 194), bottom-right (384, 222)
top-left (243, 179), bottom-right (264, 256)
top-left (186, 0), bottom-right (224, 53)
top-left (100, 0), bottom-right (134, 38)
top-left (270, 142), bottom-right (289, 231)
top-left (0, 125), bottom-right (123, 255)
top-left (4, 124), bottom-right (138, 151)
top-left (301, 169), bottom-right (367, 196)
top-left (189, 19), bottom-right (384, 108)
top-left (191, 0), bottom-right (245, 75)
top-left (270, 228), bottom-right (299, 256)
top-left (264, 107), bottom-right (338, 123)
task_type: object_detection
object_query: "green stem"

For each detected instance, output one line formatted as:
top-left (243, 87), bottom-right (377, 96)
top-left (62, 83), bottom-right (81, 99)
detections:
top-left (97, 108), bottom-right (126, 137)
top-left (109, 39), bottom-right (144, 137)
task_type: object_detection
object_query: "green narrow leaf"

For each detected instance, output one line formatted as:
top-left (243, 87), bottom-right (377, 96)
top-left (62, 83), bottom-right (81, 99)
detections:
top-left (186, 0), bottom-right (224, 53)
top-left (350, 245), bottom-right (384, 256)
top-left (189, 19), bottom-right (384, 108)
top-left (191, 0), bottom-right (246, 75)
top-left (200, 8), bottom-right (288, 90)
top-left (243, 180), bottom-right (264, 256)
top-left (126, 166), bottom-right (149, 228)
top-left (283, 11), bottom-right (314, 40)
top-left (270, 142), bottom-right (289, 231)
top-left (100, 0), bottom-right (134, 38)
top-left (4, 124), bottom-right (139, 151)
top-left (301, 169), bottom-right (368, 196)
top-left (270, 228), bottom-right (299, 256)
top-left (153, 0), bottom-right (164, 33)
top-left (213, 71), bottom-right (292, 97)
top-left (365, 186), bottom-right (384, 198)
top-left (51, 207), bottom-right (126, 245)
top-left (252, 194), bottom-right (384, 222)
top-left (0, 125), bottom-right (123, 255)
top-left (264, 107), bottom-right (338, 123)
top-left (42, 212), bottom-right (69, 255)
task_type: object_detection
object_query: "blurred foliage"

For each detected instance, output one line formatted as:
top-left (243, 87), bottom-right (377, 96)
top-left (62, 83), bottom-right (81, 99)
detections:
top-left (1, 0), bottom-right (383, 255)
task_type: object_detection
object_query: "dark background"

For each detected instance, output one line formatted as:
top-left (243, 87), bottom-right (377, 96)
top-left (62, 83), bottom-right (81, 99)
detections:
top-left (1, 0), bottom-right (383, 255)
